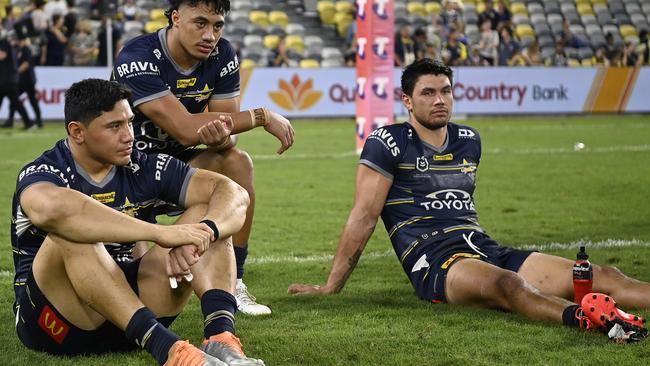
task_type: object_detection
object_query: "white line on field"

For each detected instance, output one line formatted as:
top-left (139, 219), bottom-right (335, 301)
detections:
top-left (0, 239), bottom-right (648, 278)
top-left (247, 239), bottom-right (650, 265)
top-left (248, 144), bottom-right (650, 161)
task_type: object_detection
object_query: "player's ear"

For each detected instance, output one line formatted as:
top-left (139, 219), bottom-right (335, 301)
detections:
top-left (67, 121), bottom-right (85, 143)
top-left (171, 10), bottom-right (180, 27)
top-left (401, 93), bottom-right (413, 112)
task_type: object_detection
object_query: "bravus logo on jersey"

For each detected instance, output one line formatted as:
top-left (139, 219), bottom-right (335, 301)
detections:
top-left (420, 189), bottom-right (475, 211)
top-left (115, 61), bottom-right (159, 77)
top-left (368, 128), bottom-right (400, 157)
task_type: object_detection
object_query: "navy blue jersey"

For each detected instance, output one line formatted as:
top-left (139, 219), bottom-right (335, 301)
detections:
top-left (359, 122), bottom-right (483, 272)
top-left (112, 29), bottom-right (240, 156)
top-left (10, 139), bottom-right (196, 302)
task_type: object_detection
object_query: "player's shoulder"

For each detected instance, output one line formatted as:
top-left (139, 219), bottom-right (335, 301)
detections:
top-left (365, 122), bottom-right (413, 157)
top-left (16, 140), bottom-right (72, 184)
top-left (117, 31), bottom-right (162, 64)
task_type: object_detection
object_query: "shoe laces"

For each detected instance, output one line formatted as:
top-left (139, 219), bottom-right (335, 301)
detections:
top-left (575, 308), bottom-right (594, 330)
top-left (167, 340), bottom-right (206, 366)
top-left (206, 332), bottom-right (245, 356)
top-left (236, 284), bottom-right (258, 305)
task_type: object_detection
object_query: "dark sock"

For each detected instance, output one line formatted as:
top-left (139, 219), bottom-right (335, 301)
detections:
top-left (201, 289), bottom-right (237, 338)
top-left (125, 307), bottom-right (180, 365)
top-left (562, 304), bottom-right (582, 327)
top-left (234, 245), bottom-right (248, 279)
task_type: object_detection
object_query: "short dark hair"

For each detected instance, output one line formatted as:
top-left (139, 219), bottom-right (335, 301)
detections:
top-left (165, 0), bottom-right (231, 26)
top-left (401, 58), bottom-right (453, 97)
top-left (64, 79), bottom-right (132, 132)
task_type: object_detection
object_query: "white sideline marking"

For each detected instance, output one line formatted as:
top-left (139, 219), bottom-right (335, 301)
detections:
top-left (247, 239), bottom-right (650, 265)
top-left (248, 144), bottom-right (650, 161)
top-left (1, 239), bottom-right (649, 278)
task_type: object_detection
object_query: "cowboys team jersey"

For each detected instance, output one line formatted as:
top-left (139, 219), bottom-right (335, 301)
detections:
top-left (360, 122), bottom-right (484, 273)
top-left (10, 139), bottom-right (196, 301)
top-left (112, 28), bottom-right (240, 156)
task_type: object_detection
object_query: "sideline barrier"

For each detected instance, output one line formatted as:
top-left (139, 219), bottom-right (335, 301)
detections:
top-left (0, 66), bottom-right (648, 120)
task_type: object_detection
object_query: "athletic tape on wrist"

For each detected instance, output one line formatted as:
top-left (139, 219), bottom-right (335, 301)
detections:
top-left (200, 219), bottom-right (220, 240)
top-left (248, 109), bottom-right (255, 129)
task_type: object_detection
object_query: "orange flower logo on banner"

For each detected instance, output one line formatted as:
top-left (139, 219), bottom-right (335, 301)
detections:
top-left (269, 74), bottom-right (323, 111)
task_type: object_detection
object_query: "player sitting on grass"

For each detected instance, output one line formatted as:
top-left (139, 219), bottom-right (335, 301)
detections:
top-left (289, 59), bottom-right (649, 343)
top-left (11, 79), bottom-right (264, 365)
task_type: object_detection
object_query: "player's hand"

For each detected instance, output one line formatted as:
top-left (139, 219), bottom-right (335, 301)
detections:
top-left (198, 115), bottom-right (233, 148)
top-left (287, 283), bottom-right (334, 296)
top-left (263, 110), bottom-right (295, 154)
top-left (155, 223), bottom-right (214, 253)
top-left (166, 245), bottom-right (200, 278)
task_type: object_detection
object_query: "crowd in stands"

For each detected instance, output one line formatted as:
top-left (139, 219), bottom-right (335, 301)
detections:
top-left (342, 0), bottom-right (650, 67)
top-left (1, 0), bottom-right (650, 68)
top-left (0, 0), bottom-right (129, 66)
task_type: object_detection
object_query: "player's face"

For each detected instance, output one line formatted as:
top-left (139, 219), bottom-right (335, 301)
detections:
top-left (173, 3), bottom-right (225, 61)
top-left (403, 74), bottom-right (453, 130)
top-left (85, 99), bottom-right (135, 166)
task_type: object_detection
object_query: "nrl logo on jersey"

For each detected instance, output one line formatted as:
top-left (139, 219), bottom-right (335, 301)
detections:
top-left (153, 48), bottom-right (162, 60)
top-left (416, 156), bottom-right (429, 172)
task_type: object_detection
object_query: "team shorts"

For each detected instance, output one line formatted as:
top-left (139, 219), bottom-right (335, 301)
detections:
top-left (408, 231), bottom-right (533, 303)
top-left (15, 259), bottom-right (176, 355)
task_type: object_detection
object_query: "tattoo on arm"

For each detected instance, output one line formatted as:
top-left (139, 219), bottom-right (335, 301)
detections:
top-left (253, 108), bottom-right (266, 126)
top-left (334, 248), bottom-right (363, 292)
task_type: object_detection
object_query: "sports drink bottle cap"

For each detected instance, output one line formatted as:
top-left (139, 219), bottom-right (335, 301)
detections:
top-left (577, 246), bottom-right (589, 260)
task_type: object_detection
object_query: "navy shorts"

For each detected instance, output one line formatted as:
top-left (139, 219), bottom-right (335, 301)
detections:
top-left (15, 259), bottom-right (176, 356)
top-left (408, 231), bottom-right (533, 303)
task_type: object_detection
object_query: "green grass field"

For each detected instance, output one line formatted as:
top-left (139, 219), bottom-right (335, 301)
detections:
top-left (1, 115), bottom-right (650, 365)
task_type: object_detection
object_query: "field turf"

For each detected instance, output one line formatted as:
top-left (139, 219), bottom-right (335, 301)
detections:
top-left (1, 115), bottom-right (649, 365)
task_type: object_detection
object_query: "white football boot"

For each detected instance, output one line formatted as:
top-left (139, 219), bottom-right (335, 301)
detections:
top-left (235, 280), bottom-right (271, 316)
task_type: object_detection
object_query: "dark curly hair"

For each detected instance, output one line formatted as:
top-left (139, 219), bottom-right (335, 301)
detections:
top-left (64, 79), bottom-right (132, 133)
top-left (401, 58), bottom-right (454, 97)
top-left (165, 0), bottom-right (231, 26)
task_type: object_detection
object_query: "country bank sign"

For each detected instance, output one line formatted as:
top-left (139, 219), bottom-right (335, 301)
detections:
top-left (0, 67), bottom-right (646, 119)
top-left (238, 67), bottom-right (647, 116)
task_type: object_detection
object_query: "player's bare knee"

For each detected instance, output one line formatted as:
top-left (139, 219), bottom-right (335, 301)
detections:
top-left (596, 264), bottom-right (626, 280)
top-left (223, 148), bottom-right (254, 183)
top-left (495, 272), bottom-right (529, 305)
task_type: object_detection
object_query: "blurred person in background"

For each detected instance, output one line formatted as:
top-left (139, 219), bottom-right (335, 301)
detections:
top-left (520, 40), bottom-right (542, 66)
top-left (68, 19), bottom-right (98, 66)
top-left (637, 30), bottom-right (649, 65)
top-left (477, 19), bottom-right (498, 66)
top-left (0, 27), bottom-right (35, 129)
top-left (479, 0), bottom-right (498, 30)
top-left (40, 13), bottom-right (68, 65)
top-left (267, 37), bottom-right (291, 67)
top-left (592, 45), bottom-right (610, 66)
top-left (495, 0), bottom-right (511, 30)
top-left (546, 39), bottom-right (568, 66)
top-left (496, 26), bottom-right (519, 65)
top-left (96, 15), bottom-right (122, 66)
top-left (395, 24), bottom-right (417, 67)
top-left (442, 28), bottom-right (467, 66)
top-left (622, 41), bottom-right (638, 66)
top-left (440, 0), bottom-right (464, 35)
top-left (5, 36), bottom-right (42, 128)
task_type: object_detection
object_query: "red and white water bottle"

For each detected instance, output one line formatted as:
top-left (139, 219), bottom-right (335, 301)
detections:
top-left (573, 246), bottom-right (593, 304)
